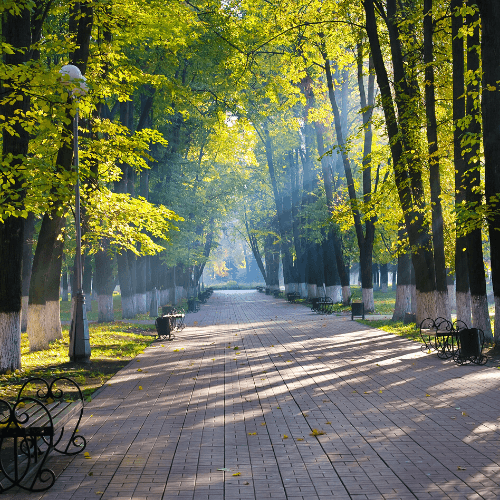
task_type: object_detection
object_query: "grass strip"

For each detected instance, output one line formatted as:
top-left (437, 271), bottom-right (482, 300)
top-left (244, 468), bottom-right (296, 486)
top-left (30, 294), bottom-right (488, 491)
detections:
top-left (0, 323), bottom-right (156, 401)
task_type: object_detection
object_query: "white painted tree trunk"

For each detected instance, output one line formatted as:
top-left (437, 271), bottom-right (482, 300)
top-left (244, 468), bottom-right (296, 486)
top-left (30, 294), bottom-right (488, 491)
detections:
top-left (27, 304), bottom-right (47, 351)
top-left (342, 285), bottom-right (350, 305)
top-left (362, 288), bottom-right (375, 312)
top-left (326, 285), bottom-right (342, 303)
top-left (455, 291), bottom-right (471, 327)
top-left (21, 296), bottom-right (28, 332)
top-left (415, 290), bottom-right (438, 325)
top-left (122, 296), bottom-right (135, 319)
top-left (136, 293), bottom-right (147, 314)
top-left (307, 284), bottom-right (317, 299)
top-left (299, 283), bottom-right (307, 298)
top-left (392, 284), bottom-right (412, 321)
top-left (447, 284), bottom-right (456, 309)
top-left (45, 300), bottom-right (62, 342)
top-left (317, 285), bottom-right (326, 298)
top-left (97, 295), bottom-right (114, 323)
top-left (471, 294), bottom-right (493, 341)
top-left (0, 312), bottom-right (21, 371)
top-left (410, 285), bottom-right (417, 314)
top-left (435, 290), bottom-right (450, 320)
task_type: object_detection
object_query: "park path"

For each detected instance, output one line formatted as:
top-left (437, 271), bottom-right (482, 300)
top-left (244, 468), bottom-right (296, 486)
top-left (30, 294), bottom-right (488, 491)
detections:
top-left (8, 290), bottom-right (500, 500)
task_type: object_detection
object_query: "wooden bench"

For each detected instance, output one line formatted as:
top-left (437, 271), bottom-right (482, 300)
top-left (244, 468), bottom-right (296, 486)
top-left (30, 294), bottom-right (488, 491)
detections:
top-left (0, 377), bottom-right (86, 492)
top-left (286, 292), bottom-right (300, 303)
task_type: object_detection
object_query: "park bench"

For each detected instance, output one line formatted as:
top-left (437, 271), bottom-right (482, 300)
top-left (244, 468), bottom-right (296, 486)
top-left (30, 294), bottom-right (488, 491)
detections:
top-left (198, 288), bottom-right (213, 304)
top-left (0, 377), bottom-right (86, 492)
top-left (272, 289), bottom-right (281, 298)
top-left (286, 292), bottom-right (300, 303)
top-left (419, 317), bottom-right (487, 364)
top-left (419, 317), bottom-right (455, 359)
top-left (311, 297), bottom-right (334, 314)
top-left (256, 286), bottom-right (264, 293)
top-left (156, 307), bottom-right (185, 340)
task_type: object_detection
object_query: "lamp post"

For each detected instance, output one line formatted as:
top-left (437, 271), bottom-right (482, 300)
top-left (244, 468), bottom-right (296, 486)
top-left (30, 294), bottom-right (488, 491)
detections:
top-left (60, 64), bottom-right (91, 364)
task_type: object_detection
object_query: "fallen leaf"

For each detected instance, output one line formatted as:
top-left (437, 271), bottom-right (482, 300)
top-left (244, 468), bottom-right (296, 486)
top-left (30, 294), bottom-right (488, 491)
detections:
top-left (261, 422), bottom-right (266, 426)
top-left (232, 472), bottom-right (241, 476)
top-left (297, 438), bottom-right (304, 441)
top-left (283, 434), bottom-right (288, 439)
top-left (426, 394), bottom-right (430, 397)
top-left (138, 386), bottom-right (143, 390)
top-left (137, 368), bottom-right (142, 372)
top-left (276, 406), bottom-right (281, 409)
top-left (244, 481), bottom-right (250, 485)
top-left (326, 421), bottom-right (332, 425)
top-left (88, 472), bottom-right (93, 476)
top-left (462, 412), bottom-right (468, 416)
top-left (193, 321), bottom-right (198, 326)
top-left (248, 432), bottom-right (257, 435)
top-left (310, 429), bottom-right (325, 436)
top-left (379, 390), bottom-right (383, 393)
top-left (457, 466), bottom-right (466, 470)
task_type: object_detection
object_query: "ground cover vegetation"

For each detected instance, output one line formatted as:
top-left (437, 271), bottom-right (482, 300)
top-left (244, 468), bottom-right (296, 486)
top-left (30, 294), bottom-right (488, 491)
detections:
top-left (1, 0), bottom-right (500, 373)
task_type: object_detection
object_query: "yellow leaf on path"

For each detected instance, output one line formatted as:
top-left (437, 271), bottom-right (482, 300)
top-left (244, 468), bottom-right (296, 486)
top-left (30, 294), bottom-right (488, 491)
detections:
top-left (137, 360), bottom-right (140, 362)
top-left (232, 472), bottom-right (241, 476)
top-left (261, 422), bottom-right (266, 426)
top-left (379, 390), bottom-right (383, 393)
top-left (276, 406), bottom-right (281, 409)
top-left (462, 412), bottom-right (468, 416)
top-left (457, 466), bottom-right (466, 470)
top-left (326, 422), bottom-right (332, 425)
top-left (46, 398), bottom-right (54, 404)
top-left (137, 368), bottom-right (142, 372)
top-left (283, 434), bottom-right (288, 439)
top-left (297, 438), bottom-right (304, 441)
top-left (138, 386), bottom-right (143, 390)
top-left (364, 391), bottom-right (369, 394)
top-left (248, 432), bottom-right (257, 435)
top-left (426, 394), bottom-right (430, 397)
top-left (193, 321), bottom-right (198, 326)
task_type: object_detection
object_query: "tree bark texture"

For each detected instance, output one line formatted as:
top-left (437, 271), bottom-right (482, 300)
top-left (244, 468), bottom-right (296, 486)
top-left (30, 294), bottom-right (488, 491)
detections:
top-left (452, 0), bottom-right (472, 326)
top-left (0, 5), bottom-right (32, 370)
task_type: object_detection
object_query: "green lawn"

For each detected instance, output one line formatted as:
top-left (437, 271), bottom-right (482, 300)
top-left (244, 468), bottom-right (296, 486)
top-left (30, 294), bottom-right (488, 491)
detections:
top-left (2, 322), bottom-right (156, 402)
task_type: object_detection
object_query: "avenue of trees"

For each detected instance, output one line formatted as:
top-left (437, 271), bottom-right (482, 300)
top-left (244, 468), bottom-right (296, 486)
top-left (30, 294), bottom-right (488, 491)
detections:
top-left (0, 0), bottom-right (499, 371)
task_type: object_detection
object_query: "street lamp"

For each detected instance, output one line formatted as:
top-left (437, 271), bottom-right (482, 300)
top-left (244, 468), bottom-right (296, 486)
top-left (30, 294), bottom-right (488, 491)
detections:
top-left (60, 64), bottom-right (91, 364)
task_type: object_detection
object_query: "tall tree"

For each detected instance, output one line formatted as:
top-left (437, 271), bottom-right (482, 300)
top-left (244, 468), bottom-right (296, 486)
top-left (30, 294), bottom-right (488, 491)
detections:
top-left (0, 3), bottom-right (32, 371)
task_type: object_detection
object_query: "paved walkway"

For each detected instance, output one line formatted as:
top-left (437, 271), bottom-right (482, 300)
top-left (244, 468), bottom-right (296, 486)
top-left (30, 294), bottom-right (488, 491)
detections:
top-left (8, 291), bottom-right (500, 500)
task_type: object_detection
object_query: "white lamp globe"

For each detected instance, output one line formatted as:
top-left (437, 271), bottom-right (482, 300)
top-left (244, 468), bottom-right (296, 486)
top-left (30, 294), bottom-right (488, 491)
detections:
top-left (60, 64), bottom-right (88, 95)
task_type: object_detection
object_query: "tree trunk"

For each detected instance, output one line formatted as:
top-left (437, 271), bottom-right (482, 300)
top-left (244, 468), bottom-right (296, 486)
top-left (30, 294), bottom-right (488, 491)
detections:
top-left (393, 249), bottom-right (413, 321)
top-left (380, 263), bottom-right (388, 292)
top-left (0, 5), bottom-right (31, 371)
top-left (462, 7), bottom-right (492, 339)
top-left (452, 0), bottom-right (472, 326)
top-left (94, 240), bottom-right (115, 322)
top-left (364, 0), bottom-right (439, 323)
top-left (424, 0), bottom-right (449, 320)
top-left (21, 213), bottom-right (35, 332)
top-left (117, 251), bottom-right (134, 319)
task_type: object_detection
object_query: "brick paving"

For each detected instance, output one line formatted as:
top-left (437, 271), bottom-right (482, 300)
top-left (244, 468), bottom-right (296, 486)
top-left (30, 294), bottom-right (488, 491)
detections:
top-left (6, 290), bottom-right (500, 500)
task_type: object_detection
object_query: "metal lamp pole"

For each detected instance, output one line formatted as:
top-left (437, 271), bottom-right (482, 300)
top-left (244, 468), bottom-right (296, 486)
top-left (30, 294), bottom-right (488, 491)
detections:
top-left (60, 64), bottom-right (91, 364)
